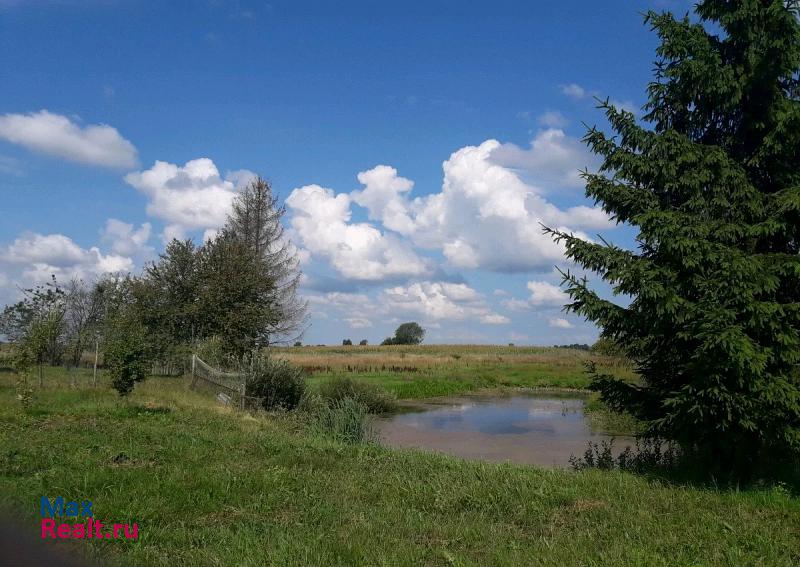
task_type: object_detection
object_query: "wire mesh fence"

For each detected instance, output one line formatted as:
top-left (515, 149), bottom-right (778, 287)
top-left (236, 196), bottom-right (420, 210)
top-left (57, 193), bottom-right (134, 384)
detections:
top-left (189, 354), bottom-right (263, 411)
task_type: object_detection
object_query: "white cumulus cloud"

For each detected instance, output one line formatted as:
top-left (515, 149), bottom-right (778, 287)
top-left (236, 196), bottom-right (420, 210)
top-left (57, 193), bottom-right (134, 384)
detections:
top-left (285, 184), bottom-right (431, 281)
top-left (381, 281), bottom-right (507, 324)
top-left (489, 128), bottom-right (599, 189)
top-left (287, 137), bottom-right (610, 277)
top-left (409, 140), bottom-right (607, 271)
top-left (124, 158), bottom-right (242, 242)
top-left (548, 317), bottom-right (573, 329)
top-left (100, 219), bottom-right (152, 257)
top-left (527, 280), bottom-right (568, 307)
top-left (0, 110), bottom-right (138, 168)
top-left (2, 232), bottom-right (133, 283)
top-left (351, 165), bottom-right (416, 234)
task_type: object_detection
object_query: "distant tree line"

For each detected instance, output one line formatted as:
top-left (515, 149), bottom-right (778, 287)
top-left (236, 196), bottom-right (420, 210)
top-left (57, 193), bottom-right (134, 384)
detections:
top-left (552, 343), bottom-right (591, 351)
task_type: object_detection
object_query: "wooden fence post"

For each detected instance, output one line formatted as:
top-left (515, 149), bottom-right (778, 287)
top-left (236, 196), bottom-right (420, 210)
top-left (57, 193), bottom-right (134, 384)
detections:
top-left (190, 354), bottom-right (197, 389)
top-left (93, 336), bottom-right (99, 388)
top-left (240, 380), bottom-right (246, 411)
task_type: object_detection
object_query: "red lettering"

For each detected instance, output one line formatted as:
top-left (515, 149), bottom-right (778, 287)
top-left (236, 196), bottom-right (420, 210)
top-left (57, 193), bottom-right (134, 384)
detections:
top-left (124, 523), bottom-right (138, 539)
top-left (57, 524), bottom-right (71, 538)
top-left (41, 518), bottom-right (56, 538)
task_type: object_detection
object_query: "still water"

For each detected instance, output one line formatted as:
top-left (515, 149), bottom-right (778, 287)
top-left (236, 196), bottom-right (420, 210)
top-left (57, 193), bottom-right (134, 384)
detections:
top-left (377, 394), bottom-right (633, 468)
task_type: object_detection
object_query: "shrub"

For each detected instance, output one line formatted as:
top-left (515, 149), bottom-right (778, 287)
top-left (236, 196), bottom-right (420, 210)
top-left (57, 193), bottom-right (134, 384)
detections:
top-left (242, 354), bottom-right (306, 411)
top-left (105, 318), bottom-right (150, 397)
top-left (342, 339), bottom-right (352, 346)
top-left (318, 376), bottom-right (396, 414)
top-left (359, 339), bottom-right (368, 346)
top-left (293, 341), bottom-right (302, 347)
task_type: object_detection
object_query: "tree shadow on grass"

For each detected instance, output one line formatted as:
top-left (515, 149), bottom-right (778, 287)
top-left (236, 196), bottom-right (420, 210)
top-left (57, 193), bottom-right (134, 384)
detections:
top-left (569, 438), bottom-right (800, 496)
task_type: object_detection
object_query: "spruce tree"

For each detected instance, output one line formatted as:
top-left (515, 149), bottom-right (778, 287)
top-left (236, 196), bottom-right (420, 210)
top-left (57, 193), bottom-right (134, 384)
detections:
top-left (225, 177), bottom-right (307, 344)
top-left (547, 0), bottom-right (800, 472)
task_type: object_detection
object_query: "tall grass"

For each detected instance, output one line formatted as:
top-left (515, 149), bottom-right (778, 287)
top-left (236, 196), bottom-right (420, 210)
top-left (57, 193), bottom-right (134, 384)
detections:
top-left (306, 397), bottom-right (377, 444)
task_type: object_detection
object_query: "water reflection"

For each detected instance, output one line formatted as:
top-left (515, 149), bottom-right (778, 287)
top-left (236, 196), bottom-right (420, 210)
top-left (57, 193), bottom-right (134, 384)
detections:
top-left (377, 394), bottom-right (633, 468)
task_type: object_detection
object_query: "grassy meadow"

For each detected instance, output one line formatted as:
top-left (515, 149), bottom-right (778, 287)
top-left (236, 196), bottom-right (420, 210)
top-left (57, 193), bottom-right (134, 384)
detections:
top-left (272, 344), bottom-right (635, 399)
top-left (1, 347), bottom-right (798, 565)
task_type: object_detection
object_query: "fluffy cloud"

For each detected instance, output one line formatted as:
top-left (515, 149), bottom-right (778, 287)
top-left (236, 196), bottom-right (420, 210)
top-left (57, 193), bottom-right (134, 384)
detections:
top-left (527, 280), bottom-right (568, 307)
top-left (489, 128), bottom-right (599, 188)
top-left (306, 292), bottom-right (375, 329)
top-left (306, 283), bottom-right (509, 328)
top-left (286, 184), bottom-right (431, 281)
top-left (548, 317), bottom-right (573, 329)
top-left (124, 158), bottom-right (244, 242)
top-left (0, 110), bottom-right (138, 168)
top-left (101, 219), bottom-right (152, 257)
top-left (307, 291), bottom-right (371, 307)
top-left (350, 165), bottom-right (416, 234)
top-left (409, 140), bottom-right (607, 271)
top-left (287, 135), bottom-right (610, 278)
top-left (2, 232), bottom-right (133, 283)
top-left (481, 313), bottom-right (511, 325)
top-left (381, 281), bottom-right (508, 324)
top-left (499, 280), bottom-right (568, 313)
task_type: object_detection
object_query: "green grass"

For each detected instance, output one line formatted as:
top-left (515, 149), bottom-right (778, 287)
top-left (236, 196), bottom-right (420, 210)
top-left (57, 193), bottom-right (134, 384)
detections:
top-left (289, 347), bottom-right (635, 400)
top-left (1, 372), bottom-right (799, 566)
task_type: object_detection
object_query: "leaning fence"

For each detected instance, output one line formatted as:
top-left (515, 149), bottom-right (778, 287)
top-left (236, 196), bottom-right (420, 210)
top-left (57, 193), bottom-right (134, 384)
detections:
top-left (188, 354), bottom-right (263, 411)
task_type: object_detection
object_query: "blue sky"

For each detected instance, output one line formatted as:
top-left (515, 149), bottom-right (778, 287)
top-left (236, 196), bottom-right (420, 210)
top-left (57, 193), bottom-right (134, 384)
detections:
top-left (0, 0), bottom-right (690, 345)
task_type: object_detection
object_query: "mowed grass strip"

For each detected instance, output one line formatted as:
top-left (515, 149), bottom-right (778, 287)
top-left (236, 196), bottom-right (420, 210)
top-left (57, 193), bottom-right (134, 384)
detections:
top-left (1, 376), bottom-right (798, 566)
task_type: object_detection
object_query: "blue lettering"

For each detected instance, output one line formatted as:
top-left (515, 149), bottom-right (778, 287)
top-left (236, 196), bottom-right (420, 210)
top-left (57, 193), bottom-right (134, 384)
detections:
top-left (40, 496), bottom-right (64, 518)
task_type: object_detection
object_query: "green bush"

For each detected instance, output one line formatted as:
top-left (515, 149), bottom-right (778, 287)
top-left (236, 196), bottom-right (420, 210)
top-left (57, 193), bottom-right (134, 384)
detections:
top-left (318, 376), bottom-right (396, 414)
top-left (243, 355), bottom-right (306, 411)
top-left (105, 318), bottom-right (150, 397)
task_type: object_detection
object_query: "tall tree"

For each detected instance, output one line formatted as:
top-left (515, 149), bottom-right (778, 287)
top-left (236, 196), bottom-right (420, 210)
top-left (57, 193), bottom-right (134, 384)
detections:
top-left (546, 1), bottom-right (800, 472)
top-left (141, 239), bottom-right (201, 346)
top-left (225, 177), bottom-right (307, 344)
top-left (0, 276), bottom-right (66, 365)
top-left (195, 233), bottom-right (277, 354)
top-left (63, 278), bottom-right (103, 368)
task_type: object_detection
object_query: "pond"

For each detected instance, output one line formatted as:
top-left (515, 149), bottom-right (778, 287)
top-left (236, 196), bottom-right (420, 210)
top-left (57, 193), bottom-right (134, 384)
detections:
top-left (376, 393), bottom-right (634, 468)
